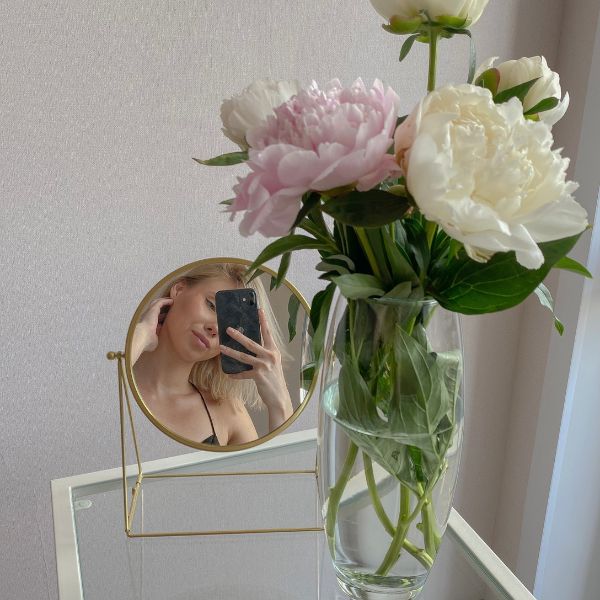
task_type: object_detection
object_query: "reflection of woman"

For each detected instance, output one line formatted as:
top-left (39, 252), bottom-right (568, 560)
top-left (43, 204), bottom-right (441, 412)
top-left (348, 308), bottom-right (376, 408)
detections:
top-left (131, 263), bottom-right (293, 446)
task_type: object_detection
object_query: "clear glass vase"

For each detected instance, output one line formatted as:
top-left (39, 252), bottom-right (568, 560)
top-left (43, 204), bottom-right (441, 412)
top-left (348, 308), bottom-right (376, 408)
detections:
top-left (317, 293), bottom-right (464, 599)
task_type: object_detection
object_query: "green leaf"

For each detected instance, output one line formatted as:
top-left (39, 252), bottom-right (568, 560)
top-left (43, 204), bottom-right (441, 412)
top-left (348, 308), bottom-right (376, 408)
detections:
top-left (332, 360), bottom-right (416, 486)
top-left (534, 283), bottom-right (564, 335)
top-left (391, 325), bottom-right (449, 437)
top-left (382, 282), bottom-right (413, 300)
top-left (474, 68), bottom-right (500, 95)
top-left (381, 228), bottom-right (419, 283)
top-left (332, 274), bottom-right (385, 299)
top-left (193, 151), bottom-right (248, 167)
top-left (524, 96), bottom-right (560, 116)
top-left (399, 34), bottom-right (421, 62)
top-left (554, 256), bottom-right (592, 278)
top-left (274, 252), bottom-right (291, 289)
top-left (290, 192), bottom-right (322, 231)
top-left (310, 282), bottom-right (336, 364)
top-left (431, 233), bottom-right (583, 314)
top-left (404, 217), bottom-right (430, 277)
top-left (287, 292), bottom-right (300, 342)
top-left (310, 284), bottom-right (334, 333)
top-left (493, 77), bottom-right (539, 104)
top-left (362, 227), bottom-right (392, 284)
top-left (248, 235), bottom-right (328, 275)
top-left (322, 190), bottom-right (411, 228)
top-left (351, 300), bottom-right (378, 371)
top-left (297, 218), bottom-right (335, 246)
top-left (316, 254), bottom-right (356, 277)
top-left (384, 15), bottom-right (422, 34)
top-left (327, 315), bottom-right (462, 489)
top-left (407, 446), bottom-right (426, 483)
top-left (437, 15), bottom-right (468, 28)
top-left (301, 362), bottom-right (316, 391)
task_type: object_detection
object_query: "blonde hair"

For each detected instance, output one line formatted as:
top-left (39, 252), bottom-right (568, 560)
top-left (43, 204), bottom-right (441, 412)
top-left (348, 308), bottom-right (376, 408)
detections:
top-left (161, 262), bottom-right (289, 410)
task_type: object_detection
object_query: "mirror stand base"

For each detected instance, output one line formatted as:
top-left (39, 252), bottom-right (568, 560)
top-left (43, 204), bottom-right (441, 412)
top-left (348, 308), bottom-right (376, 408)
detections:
top-left (108, 351), bottom-right (323, 538)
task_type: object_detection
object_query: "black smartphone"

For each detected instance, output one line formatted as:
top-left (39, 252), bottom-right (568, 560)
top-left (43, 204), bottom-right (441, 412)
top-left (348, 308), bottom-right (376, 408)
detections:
top-left (215, 288), bottom-right (261, 374)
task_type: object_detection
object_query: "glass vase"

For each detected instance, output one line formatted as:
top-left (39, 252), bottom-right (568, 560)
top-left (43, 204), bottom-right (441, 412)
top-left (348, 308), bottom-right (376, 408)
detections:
top-left (317, 294), bottom-right (464, 599)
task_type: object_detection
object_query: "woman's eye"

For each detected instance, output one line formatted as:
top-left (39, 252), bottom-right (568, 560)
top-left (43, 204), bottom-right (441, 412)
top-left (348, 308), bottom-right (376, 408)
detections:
top-left (206, 299), bottom-right (216, 311)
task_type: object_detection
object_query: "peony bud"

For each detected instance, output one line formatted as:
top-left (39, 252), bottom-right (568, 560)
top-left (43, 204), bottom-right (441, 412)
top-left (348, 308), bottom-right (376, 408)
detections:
top-left (220, 79), bottom-right (300, 150)
top-left (474, 56), bottom-right (569, 126)
top-left (369, 0), bottom-right (489, 28)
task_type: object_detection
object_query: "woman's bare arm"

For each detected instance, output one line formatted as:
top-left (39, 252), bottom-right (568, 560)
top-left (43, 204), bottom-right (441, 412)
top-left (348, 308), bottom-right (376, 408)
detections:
top-left (219, 309), bottom-right (294, 433)
top-left (130, 298), bottom-right (173, 365)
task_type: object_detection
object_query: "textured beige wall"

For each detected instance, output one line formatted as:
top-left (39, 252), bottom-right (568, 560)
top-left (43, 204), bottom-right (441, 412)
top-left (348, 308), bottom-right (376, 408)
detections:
top-left (0, 1), bottom-right (568, 598)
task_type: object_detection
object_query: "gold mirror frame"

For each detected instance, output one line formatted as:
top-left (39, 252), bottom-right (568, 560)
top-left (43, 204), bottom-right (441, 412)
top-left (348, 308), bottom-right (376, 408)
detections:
top-left (124, 256), bottom-right (317, 452)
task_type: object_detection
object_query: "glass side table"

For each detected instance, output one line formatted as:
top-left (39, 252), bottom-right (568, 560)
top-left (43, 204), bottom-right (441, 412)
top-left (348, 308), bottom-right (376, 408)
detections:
top-left (52, 429), bottom-right (536, 600)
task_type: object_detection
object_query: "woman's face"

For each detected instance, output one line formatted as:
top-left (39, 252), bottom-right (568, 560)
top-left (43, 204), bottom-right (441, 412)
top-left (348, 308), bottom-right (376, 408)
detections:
top-left (162, 276), bottom-right (238, 363)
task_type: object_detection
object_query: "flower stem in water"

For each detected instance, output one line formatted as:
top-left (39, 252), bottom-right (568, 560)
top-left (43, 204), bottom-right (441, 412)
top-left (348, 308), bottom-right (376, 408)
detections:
top-left (363, 453), bottom-right (434, 569)
top-left (325, 441), bottom-right (358, 554)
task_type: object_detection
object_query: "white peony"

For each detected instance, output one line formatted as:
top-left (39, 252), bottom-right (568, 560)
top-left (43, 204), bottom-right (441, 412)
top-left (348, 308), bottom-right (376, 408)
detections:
top-left (475, 56), bottom-right (569, 126)
top-left (369, 0), bottom-right (489, 26)
top-left (394, 84), bottom-right (588, 269)
top-left (220, 79), bottom-right (300, 150)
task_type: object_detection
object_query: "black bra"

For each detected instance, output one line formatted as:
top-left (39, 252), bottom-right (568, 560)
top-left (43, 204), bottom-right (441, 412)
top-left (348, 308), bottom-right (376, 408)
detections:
top-left (190, 382), bottom-right (220, 446)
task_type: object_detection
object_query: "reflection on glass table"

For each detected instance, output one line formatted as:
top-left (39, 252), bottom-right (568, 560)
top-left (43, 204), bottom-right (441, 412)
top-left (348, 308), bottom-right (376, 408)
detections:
top-left (52, 429), bottom-right (536, 600)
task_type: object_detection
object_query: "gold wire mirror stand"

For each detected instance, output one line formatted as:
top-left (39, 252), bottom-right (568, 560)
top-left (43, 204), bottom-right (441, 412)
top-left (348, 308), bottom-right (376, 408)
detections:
top-left (108, 351), bottom-right (322, 538)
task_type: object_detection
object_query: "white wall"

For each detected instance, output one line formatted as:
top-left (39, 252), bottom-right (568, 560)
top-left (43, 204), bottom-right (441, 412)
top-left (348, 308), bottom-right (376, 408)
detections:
top-left (0, 1), bottom-right (571, 598)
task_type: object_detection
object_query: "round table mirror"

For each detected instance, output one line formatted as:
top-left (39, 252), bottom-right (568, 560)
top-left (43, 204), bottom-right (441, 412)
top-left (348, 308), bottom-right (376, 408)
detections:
top-left (125, 258), bottom-right (315, 451)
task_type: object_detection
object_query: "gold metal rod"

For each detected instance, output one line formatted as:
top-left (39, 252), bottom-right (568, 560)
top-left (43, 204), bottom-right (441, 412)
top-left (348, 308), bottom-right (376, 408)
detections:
top-left (120, 356), bottom-right (142, 473)
top-left (118, 359), bottom-right (130, 533)
top-left (128, 478), bottom-right (142, 524)
top-left (143, 469), bottom-right (316, 479)
top-left (127, 526), bottom-right (324, 538)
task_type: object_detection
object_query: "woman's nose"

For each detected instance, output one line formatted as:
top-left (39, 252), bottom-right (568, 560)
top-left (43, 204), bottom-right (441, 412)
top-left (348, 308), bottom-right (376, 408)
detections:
top-left (205, 319), bottom-right (218, 337)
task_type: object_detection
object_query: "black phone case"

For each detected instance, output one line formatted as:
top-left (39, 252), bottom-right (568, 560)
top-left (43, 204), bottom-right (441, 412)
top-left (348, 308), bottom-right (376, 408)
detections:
top-left (215, 288), bottom-right (261, 374)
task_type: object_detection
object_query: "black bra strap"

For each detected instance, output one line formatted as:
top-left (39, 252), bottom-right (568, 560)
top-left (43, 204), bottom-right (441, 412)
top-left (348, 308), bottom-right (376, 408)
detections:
top-left (191, 382), bottom-right (217, 440)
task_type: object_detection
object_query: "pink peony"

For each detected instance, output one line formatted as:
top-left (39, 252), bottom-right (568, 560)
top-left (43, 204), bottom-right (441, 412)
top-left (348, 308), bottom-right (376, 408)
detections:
top-left (229, 79), bottom-right (402, 237)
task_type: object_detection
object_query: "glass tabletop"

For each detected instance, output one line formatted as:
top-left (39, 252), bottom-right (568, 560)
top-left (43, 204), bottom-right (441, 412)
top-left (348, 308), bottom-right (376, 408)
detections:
top-left (52, 430), bottom-right (536, 600)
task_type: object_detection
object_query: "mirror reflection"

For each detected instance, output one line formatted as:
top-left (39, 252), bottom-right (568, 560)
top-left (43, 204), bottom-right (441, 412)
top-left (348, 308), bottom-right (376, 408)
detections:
top-left (127, 259), bottom-right (311, 449)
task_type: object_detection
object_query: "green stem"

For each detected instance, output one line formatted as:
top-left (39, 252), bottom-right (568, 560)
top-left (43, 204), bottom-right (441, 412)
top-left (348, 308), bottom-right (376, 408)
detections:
top-left (417, 482), bottom-right (441, 556)
top-left (325, 441), bottom-right (359, 554)
top-left (424, 497), bottom-right (442, 554)
top-left (400, 483), bottom-right (411, 523)
top-left (364, 453), bottom-right (395, 536)
top-left (427, 27), bottom-right (438, 92)
top-left (375, 489), bottom-right (430, 576)
top-left (355, 227), bottom-right (383, 281)
top-left (375, 472), bottom-right (440, 576)
top-left (403, 540), bottom-right (434, 570)
top-left (363, 453), bottom-right (434, 570)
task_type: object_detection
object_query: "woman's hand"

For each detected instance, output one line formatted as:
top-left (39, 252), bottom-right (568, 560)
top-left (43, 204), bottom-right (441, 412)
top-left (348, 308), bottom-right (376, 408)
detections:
top-left (130, 298), bottom-right (174, 366)
top-left (220, 308), bottom-right (294, 431)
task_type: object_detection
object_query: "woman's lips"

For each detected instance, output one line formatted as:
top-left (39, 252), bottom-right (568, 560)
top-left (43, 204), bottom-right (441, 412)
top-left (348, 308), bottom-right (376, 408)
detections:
top-left (191, 330), bottom-right (210, 349)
